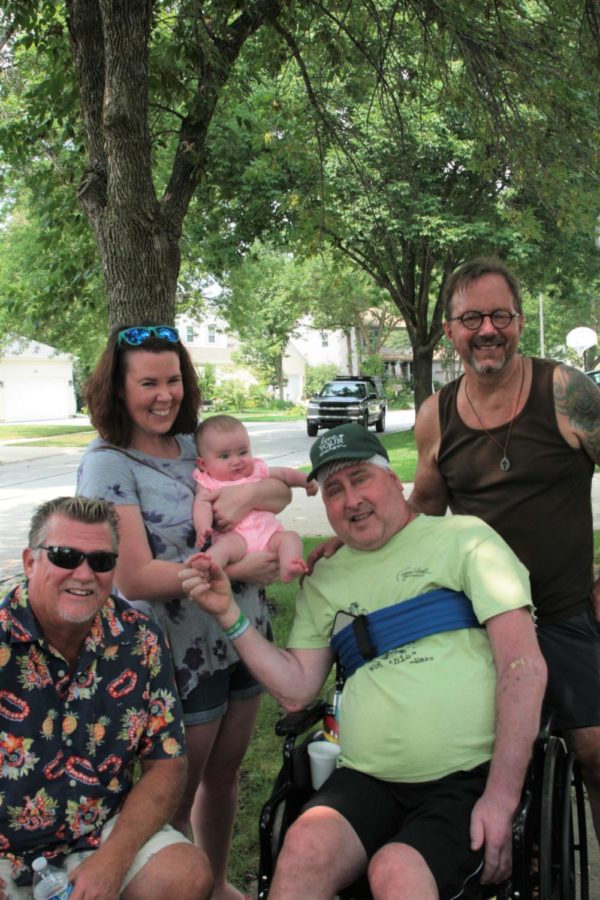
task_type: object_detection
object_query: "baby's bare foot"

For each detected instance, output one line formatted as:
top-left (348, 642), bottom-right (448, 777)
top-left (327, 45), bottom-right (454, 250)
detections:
top-left (281, 558), bottom-right (309, 583)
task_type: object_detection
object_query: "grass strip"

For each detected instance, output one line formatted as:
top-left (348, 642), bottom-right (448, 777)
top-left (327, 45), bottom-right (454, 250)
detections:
top-left (231, 537), bottom-right (325, 892)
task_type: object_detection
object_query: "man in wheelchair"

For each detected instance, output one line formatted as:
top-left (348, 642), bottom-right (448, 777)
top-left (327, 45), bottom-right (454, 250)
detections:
top-left (180, 424), bottom-right (548, 900)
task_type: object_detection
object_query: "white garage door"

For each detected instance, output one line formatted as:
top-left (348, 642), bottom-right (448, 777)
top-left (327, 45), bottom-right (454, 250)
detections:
top-left (3, 377), bottom-right (74, 422)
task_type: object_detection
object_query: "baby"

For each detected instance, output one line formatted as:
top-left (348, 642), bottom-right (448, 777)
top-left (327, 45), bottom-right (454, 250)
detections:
top-left (192, 414), bottom-right (318, 582)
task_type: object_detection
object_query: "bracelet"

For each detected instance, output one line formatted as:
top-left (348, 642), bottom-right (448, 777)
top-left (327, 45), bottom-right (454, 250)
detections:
top-left (224, 612), bottom-right (250, 640)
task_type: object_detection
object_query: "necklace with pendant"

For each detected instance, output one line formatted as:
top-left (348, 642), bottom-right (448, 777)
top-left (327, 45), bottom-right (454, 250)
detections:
top-left (463, 357), bottom-right (525, 472)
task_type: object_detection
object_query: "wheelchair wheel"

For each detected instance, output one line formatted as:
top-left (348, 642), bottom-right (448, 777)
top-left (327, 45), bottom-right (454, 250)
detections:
top-left (539, 735), bottom-right (562, 899)
top-left (560, 753), bottom-right (589, 900)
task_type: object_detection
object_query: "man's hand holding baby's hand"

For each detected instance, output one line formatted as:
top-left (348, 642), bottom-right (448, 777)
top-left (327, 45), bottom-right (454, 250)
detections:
top-left (181, 553), bottom-right (237, 625)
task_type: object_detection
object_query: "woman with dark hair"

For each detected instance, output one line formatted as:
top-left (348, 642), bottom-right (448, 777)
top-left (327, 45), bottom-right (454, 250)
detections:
top-left (78, 324), bottom-right (289, 900)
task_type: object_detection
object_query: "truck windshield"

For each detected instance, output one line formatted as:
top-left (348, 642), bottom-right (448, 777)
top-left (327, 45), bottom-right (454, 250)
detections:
top-left (320, 383), bottom-right (366, 398)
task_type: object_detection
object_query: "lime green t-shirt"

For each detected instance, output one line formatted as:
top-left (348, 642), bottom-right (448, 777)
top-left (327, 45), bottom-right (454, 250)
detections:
top-left (287, 514), bottom-right (532, 782)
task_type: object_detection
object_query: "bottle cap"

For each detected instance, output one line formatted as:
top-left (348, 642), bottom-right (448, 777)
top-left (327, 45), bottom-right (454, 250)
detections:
top-left (32, 857), bottom-right (48, 872)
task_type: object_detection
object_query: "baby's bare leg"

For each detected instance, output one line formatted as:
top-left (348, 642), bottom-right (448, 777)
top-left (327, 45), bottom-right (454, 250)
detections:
top-left (208, 532), bottom-right (247, 569)
top-left (268, 530), bottom-right (308, 583)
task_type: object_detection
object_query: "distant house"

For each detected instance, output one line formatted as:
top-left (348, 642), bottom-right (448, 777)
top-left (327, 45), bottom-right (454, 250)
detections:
top-left (0, 339), bottom-right (76, 422)
top-left (177, 312), bottom-right (355, 402)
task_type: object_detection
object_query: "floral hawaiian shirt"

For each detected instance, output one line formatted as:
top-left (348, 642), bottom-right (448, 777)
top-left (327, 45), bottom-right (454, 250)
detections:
top-left (0, 581), bottom-right (185, 886)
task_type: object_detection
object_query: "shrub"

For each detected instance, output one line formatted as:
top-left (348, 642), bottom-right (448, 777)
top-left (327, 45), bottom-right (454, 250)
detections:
top-left (305, 363), bottom-right (337, 398)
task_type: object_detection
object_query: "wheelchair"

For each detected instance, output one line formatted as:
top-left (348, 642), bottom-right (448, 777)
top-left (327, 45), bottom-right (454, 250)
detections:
top-left (257, 700), bottom-right (589, 899)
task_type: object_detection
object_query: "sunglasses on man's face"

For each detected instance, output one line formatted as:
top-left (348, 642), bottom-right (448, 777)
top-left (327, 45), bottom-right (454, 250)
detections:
top-left (36, 545), bottom-right (118, 573)
top-left (117, 326), bottom-right (180, 347)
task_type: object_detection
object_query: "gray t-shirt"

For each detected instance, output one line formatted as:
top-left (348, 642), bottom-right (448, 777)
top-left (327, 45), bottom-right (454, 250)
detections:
top-left (77, 435), bottom-right (270, 700)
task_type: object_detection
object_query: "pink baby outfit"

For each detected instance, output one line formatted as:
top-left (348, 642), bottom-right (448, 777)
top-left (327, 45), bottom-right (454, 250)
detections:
top-left (193, 457), bottom-right (284, 553)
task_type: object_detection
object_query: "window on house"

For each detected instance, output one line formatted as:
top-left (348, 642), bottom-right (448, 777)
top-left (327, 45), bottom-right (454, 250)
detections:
top-left (320, 331), bottom-right (329, 348)
top-left (186, 326), bottom-right (195, 343)
top-left (208, 325), bottom-right (216, 344)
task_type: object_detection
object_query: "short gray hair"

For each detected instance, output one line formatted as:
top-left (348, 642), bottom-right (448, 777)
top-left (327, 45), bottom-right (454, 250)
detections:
top-left (28, 496), bottom-right (119, 551)
top-left (316, 454), bottom-right (392, 488)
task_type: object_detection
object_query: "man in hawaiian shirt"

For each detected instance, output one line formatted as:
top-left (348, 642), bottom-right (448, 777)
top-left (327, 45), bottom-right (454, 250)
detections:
top-left (0, 496), bottom-right (212, 899)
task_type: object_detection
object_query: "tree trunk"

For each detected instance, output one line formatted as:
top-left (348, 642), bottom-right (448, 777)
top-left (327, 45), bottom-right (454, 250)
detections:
top-left (412, 346), bottom-right (434, 412)
top-left (65, 0), bottom-right (284, 330)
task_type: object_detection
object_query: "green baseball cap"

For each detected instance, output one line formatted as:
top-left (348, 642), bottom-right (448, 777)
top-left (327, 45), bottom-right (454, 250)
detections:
top-left (307, 423), bottom-right (389, 481)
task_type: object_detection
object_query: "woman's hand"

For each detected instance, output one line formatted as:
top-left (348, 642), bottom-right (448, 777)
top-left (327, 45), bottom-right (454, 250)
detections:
top-left (226, 551), bottom-right (280, 586)
top-left (205, 484), bottom-right (255, 532)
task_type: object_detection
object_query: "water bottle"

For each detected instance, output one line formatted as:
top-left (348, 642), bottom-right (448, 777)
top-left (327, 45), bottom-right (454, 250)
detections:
top-left (31, 857), bottom-right (73, 899)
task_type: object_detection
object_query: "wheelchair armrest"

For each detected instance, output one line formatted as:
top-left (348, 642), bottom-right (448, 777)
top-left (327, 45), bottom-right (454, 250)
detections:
top-left (275, 700), bottom-right (328, 737)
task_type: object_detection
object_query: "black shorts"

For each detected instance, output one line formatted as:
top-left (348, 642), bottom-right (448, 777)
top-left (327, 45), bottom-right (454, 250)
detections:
top-left (181, 661), bottom-right (263, 725)
top-left (537, 607), bottom-right (600, 730)
top-left (303, 763), bottom-right (489, 899)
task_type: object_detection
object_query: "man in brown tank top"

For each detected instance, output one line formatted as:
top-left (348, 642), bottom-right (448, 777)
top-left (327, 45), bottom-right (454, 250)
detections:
top-left (410, 257), bottom-right (600, 846)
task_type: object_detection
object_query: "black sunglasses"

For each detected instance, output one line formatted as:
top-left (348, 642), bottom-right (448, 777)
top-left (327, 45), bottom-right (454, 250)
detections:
top-left (37, 545), bottom-right (118, 573)
top-left (117, 326), bottom-right (180, 347)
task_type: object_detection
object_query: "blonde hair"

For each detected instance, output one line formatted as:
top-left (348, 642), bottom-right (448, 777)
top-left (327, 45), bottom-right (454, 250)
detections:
top-left (29, 496), bottom-right (119, 551)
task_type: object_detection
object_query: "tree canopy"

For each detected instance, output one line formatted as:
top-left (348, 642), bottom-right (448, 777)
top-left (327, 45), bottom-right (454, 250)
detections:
top-left (1, 1), bottom-right (599, 403)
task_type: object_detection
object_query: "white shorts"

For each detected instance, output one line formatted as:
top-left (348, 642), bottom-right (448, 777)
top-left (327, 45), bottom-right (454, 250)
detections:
top-left (0, 816), bottom-right (191, 898)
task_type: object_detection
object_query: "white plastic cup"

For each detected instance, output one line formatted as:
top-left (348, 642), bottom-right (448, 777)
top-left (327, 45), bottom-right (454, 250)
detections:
top-left (307, 739), bottom-right (341, 790)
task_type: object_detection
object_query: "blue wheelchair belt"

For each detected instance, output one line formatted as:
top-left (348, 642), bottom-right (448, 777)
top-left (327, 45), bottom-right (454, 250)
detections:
top-left (330, 589), bottom-right (481, 678)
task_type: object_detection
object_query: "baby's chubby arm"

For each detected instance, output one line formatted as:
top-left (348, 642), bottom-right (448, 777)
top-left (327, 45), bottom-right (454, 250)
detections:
top-left (192, 484), bottom-right (216, 545)
top-left (269, 465), bottom-right (319, 496)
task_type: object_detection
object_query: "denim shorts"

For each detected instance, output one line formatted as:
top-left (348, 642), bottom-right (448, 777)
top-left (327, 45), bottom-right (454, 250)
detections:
top-left (537, 606), bottom-right (600, 730)
top-left (182, 661), bottom-right (263, 725)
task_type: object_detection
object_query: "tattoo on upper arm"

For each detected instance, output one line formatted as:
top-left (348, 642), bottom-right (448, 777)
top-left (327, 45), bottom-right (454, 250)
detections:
top-left (554, 366), bottom-right (600, 462)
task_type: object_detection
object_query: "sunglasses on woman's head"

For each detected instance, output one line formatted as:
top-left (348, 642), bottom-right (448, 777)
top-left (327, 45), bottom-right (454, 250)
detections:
top-left (36, 545), bottom-right (118, 573)
top-left (117, 326), bottom-right (180, 347)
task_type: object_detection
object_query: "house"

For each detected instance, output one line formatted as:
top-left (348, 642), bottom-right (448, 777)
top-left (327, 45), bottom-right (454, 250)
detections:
top-left (0, 338), bottom-right (76, 422)
top-left (176, 312), bottom-right (355, 402)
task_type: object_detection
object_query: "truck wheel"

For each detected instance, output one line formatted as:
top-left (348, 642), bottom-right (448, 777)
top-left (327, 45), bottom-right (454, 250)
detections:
top-left (307, 422), bottom-right (318, 437)
top-left (376, 410), bottom-right (386, 433)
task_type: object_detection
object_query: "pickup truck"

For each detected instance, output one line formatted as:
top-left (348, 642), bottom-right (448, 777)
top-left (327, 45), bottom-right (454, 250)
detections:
top-left (306, 375), bottom-right (387, 437)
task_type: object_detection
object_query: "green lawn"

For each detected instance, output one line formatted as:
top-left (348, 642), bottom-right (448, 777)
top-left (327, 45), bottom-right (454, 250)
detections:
top-left (379, 429), bottom-right (418, 482)
top-left (0, 424), bottom-right (95, 441)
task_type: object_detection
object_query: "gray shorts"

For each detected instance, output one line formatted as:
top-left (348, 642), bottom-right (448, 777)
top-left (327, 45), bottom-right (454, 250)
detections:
top-left (0, 816), bottom-right (191, 898)
top-left (537, 606), bottom-right (600, 730)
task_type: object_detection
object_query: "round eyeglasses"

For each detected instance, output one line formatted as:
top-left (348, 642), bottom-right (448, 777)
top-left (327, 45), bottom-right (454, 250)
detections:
top-left (37, 545), bottom-right (118, 573)
top-left (446, 311), bottom-right (521, 331)
top-left (117, 326), bottom-right (180, 347)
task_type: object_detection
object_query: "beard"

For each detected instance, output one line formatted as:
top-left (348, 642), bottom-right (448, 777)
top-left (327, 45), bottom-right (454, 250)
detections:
top-left (467, 338), bottom-right (511, 375)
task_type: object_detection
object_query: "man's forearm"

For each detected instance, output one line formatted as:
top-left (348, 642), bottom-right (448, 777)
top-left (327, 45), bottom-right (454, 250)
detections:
top-left (216, 599), bottom-right (331, 710)
top-left (486, 655), bottom-right (547, 805)
top-left (91, 757), bottom-right (187, 878)
top-left (406, 487), bottom-right (448, 516)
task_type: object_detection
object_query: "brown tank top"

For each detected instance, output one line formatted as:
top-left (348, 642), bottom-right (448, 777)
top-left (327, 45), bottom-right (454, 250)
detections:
top-left (438, 358), bottom-right (594, 623)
